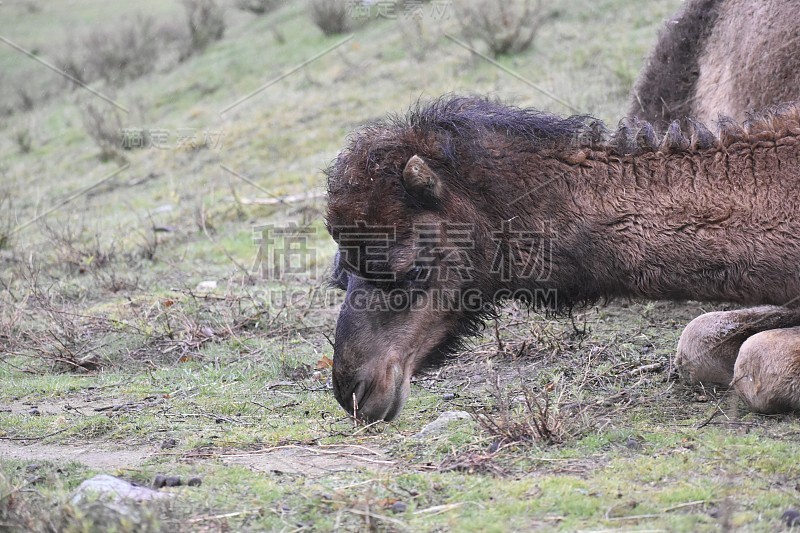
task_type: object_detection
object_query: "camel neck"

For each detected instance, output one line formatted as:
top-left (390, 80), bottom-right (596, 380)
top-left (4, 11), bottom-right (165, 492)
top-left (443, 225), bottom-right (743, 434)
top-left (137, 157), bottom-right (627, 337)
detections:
top-left (525, 137), bottom-right (800, 307)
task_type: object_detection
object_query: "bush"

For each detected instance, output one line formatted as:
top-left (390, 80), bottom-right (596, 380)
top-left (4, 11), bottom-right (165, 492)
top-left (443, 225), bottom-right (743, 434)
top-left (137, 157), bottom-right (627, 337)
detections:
top-left (0, 13), bottom-right (191, 115)
top-left (82, 14), bottom-right (161, 85)
top-left (182, 0), bottom-right (226, 54)
top-left (13, 126), bottom-right (32, 154)
top-left (80, 103), bottom-right (126, 163)
top-left (309, 0), bottom-right (351, 36)
top-left (0, 190), bottom-right (14, 250)
top-left (455, 0), bottom-right (548, 58)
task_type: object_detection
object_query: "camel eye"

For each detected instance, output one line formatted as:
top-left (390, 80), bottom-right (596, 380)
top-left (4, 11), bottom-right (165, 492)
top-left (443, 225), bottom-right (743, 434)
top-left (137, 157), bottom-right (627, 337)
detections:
top-left (403, 266), bottom-right (426, 283)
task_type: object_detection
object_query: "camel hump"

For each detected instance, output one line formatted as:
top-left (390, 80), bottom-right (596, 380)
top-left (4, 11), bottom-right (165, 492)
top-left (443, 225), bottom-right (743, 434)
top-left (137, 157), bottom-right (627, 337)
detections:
top-left (629, 0), bottom-right (800, 125)
top-left (660, 121), bottom-right (690, 153)
top-left (744, 102), bottom-right (800, 138)
top-left (628, 0), bottom-right (725, 125)
top-left (686, 118), bottom-right (717, 150)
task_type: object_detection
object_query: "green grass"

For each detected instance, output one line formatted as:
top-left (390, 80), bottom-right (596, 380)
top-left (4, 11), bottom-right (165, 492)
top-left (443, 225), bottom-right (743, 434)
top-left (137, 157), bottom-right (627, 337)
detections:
top-left (2, 0), bottom-right (800, 531)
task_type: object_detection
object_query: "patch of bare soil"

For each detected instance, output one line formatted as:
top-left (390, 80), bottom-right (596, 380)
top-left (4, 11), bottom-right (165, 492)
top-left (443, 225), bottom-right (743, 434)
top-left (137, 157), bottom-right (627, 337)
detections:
top-left (0, 440), bottom-right (152, 470)
top-left (214, 444), bottom-right (392, 476)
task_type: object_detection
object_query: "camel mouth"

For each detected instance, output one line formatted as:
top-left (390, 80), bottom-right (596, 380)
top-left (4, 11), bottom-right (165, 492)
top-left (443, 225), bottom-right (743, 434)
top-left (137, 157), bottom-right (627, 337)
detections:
top-left (345, 362), bottom-right (410, 423)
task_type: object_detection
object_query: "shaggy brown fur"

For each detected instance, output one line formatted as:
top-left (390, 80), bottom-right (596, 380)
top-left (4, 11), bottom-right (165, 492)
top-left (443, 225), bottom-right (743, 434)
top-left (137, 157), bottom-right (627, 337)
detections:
top-left (630, 0), bottom-right (800, 125)
top-left (325, 96), bottom-right (800, 421)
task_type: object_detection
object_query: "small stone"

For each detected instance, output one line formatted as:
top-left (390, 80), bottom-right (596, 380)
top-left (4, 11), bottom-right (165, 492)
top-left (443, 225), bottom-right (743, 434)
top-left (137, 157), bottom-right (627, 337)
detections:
top-left (72, 474), bottom-right (172, 506)
top-left (152, 204), bottom-right (174, 214)
top-left (442, 393), bottom-right (455, 401)
top-left (187, 477), bottom-right (202, 487)
top-left (413, 411), bottom-right (471, 439)
top-left (783, 509), bottom-right (800, 526)
top-left (25, 463), bottom-right (41, 473)
top-left (160, 438), bottom-right (177, 449)
top-left (390, 501), bottom-right (408, 514)
top-left (164, 476), bottom-right (182, 487)
top-left (195, 280), bottom-right (217, 292)
top-left (152, 474), bottom-right (167, 489)
top-left (28, 408), bottom-right (40, 416)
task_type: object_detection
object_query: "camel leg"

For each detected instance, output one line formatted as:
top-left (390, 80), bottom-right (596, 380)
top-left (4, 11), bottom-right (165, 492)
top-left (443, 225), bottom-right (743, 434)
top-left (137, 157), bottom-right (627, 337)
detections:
top-left (675, 306), bottom-right (800, 386)
top-left (734, 326), bottom-right (800, 413)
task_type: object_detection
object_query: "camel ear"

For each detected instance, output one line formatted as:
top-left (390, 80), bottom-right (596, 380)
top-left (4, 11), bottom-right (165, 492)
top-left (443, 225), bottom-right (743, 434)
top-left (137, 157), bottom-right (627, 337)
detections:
top-left (402, 155), bottom-right (442, 201)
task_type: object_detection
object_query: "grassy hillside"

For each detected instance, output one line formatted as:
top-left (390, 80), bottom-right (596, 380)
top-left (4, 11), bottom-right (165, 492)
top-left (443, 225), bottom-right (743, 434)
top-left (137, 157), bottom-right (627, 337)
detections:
top-left (2, 1), bottom-right (799, 531)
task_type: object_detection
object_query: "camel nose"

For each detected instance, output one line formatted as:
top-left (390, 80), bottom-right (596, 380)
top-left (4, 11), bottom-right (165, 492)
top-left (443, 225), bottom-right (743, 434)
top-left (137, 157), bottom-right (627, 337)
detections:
top-left (334, 378), bottom-right (399, 422)
top-left (333, 376), bottom-right (366, 414)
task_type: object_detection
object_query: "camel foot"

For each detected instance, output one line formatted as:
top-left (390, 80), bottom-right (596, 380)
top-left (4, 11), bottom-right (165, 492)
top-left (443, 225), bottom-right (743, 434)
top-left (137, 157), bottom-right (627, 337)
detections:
top-left (733, 326), bottom-right (800, 413)
top-left (675, 306), bottom-right (800, 386)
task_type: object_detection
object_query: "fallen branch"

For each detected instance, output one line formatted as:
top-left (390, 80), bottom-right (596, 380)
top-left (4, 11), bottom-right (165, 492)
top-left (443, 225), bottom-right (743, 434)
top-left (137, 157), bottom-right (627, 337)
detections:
top-left (186, 509), bottom-right (262, 524)
top-left (0, 427), bottom-right (70, 441)
top-left (622, 362), bottom-right (663, 377)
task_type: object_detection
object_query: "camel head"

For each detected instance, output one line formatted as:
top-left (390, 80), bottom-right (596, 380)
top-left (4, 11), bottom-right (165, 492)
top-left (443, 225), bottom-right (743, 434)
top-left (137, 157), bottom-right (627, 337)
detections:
top-left (325, 97), bottom-right (580, 421)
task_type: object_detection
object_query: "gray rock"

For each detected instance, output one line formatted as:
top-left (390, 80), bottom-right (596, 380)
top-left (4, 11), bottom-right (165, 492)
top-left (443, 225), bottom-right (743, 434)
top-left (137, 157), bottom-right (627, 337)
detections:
top-left (390, 501), bottom-right (408, 513)
top-left (413, 411), bottom-right (470, 439)
top-left (71, 474), bottom-right (172, 507)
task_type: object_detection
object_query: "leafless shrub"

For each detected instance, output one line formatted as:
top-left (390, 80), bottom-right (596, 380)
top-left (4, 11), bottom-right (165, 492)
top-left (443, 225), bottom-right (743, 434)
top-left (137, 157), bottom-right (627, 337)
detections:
top-left (80, 102), bottom-right (149, 162)
top-left (0, 190), bottom-right (15, 250)
top-left (235, 0), bottom-right (285, 14)
top-left (137, 228), bottom-right (160, 262)
top-left (182, 0), bottom-right (226, 55)
top-left (149, 18), bottom-right (190, 67)
top-left (55, 43), bottom-right (89, 88)
top-left (0, 75), bottom-right (11, 117)
top-left (82, 14), bottom-right (161, 85)
top-left (1, 265), bottom-right (101, 371)
top-left (91, 267), bottom-right (140, 294)
top-left (12, 126), bottom-right (32, 154)
top-left (42, 221), bottom-right (117, 274)
top-left (0, 276), bottom-right (22, 355)
top-left (44, 223), bottom-right (137, 292)
top-left (15, 85), bottom-right (36, 111)
top-left (455, 0), bottom-right (549, 58)
top-left (397, 7), bottom-right (440, 61)
top-left (2, 12), bottom-right (197, 116)
top-left (470, 370), bottom-right (569, 447)
top-left (80, 103), bottom-right (127, 162)
top-left (309, 0), bottom-right (351, 36)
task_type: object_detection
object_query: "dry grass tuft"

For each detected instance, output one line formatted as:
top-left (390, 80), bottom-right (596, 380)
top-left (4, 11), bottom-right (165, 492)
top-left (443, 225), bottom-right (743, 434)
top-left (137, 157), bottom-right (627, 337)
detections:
top-left (470, 372), bottom-right (568, 447)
